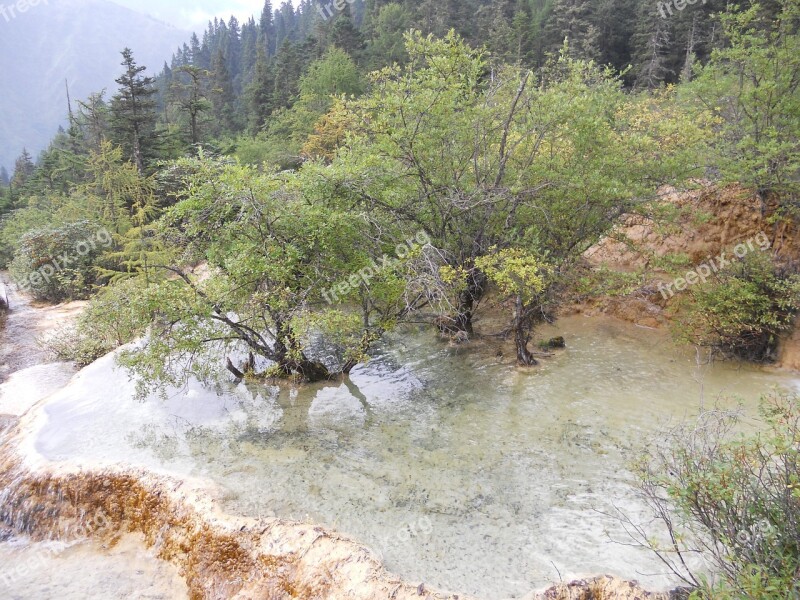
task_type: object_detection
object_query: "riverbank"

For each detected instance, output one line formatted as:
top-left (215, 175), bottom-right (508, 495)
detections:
top-left (568, 183), bottom-right (800, 372)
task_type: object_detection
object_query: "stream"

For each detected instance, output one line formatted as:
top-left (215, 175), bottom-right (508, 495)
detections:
top-left (0, 277), bottom-right (798, 599)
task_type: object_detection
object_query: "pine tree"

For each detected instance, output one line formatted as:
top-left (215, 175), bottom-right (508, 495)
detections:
top-left (330, 7), bottom-right (366, 56)
top-left (225, 16), bottom-right (242, 88)
top-left (544, 0), bottom-right (601, 61)
top-left (260, 0), bottom-right (276, 57)
top-left (77, 92), bottom-right (110, 152)
top-left (0, 166), bottom-right (9, 187)
top-left (272, 40), bottom-right (302, 109)
top-left (247, 50), bottom-right (275, 133)
top-left (170, 65), bottom-right (211, 146)
top-left (110, 49), bottom-right (159, 174)
top-left (631, 1), bottom-right (673, 89)
top-left (10, 149), bottom-right (35, 190)
top-left (211, 49), bottom-right (238, 135)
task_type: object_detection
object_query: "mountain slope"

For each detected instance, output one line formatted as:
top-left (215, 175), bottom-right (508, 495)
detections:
top-left (0, 0), bottom-right (189, 172)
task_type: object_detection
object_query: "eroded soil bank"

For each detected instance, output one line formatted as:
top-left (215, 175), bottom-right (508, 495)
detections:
top-left (574, 183), bottom-right (800, 371)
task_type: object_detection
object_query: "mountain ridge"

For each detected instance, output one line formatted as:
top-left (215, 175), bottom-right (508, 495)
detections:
top-left (0, 0), bottom-right (190, 172)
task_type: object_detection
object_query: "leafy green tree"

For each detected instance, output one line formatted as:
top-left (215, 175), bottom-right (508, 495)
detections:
top-left (306, 32), bottom-right (710, 364)
top-left (103, 157), bottom-right (381, 392)
top-left (690, 0), bottom-right (800, 213)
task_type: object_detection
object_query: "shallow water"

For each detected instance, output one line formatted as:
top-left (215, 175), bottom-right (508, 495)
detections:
top-left (0, 534), bottom-right (189, 599)
top-left (0, 280), bottom-right (185, 600)
top-left (24, 315), bottom-right (799, 599)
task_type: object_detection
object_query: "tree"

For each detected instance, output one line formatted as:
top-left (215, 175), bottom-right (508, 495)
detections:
top-left (631, 1), bottom-right (673, 90)
top-left (108, 156), bottom-right (379, 392)
top-left (259, 0), bottom-right (276, 57)
top-left (330, 7), bottom-right (366, 56)
top-left (690, 0), bottom-right (800, 212)
top-left (170, 65), bottom-right (212, 146)
top-left (0, 166), bottom-right (10, 187)
top-left (543, 0), bottom-right (601, 61)
top-left (210, 49), bottom-right (238, 135)
top-left (10, 149), bottom-right (35, 191)
top-left (110, 48), bottom-right (159, 175)
top-left (307, 32), bottom-right (711, 364)
top-left (363, 3), bottom-right (411, 69)
top-left (247, 50), bottom-right (275, 133)
top-left (272, 40), bottom-right (302, 109)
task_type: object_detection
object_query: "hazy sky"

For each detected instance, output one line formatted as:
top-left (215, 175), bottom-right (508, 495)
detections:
top-left (111, 0), bottom-right (283, 32)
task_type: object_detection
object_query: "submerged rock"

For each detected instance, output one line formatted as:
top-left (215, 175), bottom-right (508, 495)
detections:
top-left (532, 576), bottom-right (670, 600)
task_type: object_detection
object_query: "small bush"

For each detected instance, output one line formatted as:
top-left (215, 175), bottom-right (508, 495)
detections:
top-left (45, 277), bottom-right (153, 365)
top-left (675, 253), bottom-right (800, 361)
top-left (627, 393), bottom-right (800, 598)
top-left (9, 221), bottom-right (111, 302)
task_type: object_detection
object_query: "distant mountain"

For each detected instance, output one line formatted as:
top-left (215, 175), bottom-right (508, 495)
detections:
top-left (0, 0), bottom-right (189, 172)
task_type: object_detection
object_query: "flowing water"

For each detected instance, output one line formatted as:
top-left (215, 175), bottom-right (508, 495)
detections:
top-left (8, 307), bottom-right (798, 598)
top-left (0, 534), bottom-right (189, 599)
top-left (0, 279), bottom-right (187, 600)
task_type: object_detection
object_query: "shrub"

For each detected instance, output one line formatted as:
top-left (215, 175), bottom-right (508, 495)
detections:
top-left (624, 393), bottom-right (800, 598)
top-left (45, 277), bottom-right (153, 365)
top-left (675, 253), bottom-right (800, 361)
top-left (9, 221), bottom-right (111, 302)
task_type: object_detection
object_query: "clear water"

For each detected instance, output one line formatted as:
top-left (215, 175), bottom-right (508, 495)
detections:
top-left (23, 316), bottom-right (800, 599)
top-left (0, 534), bottom-right (188, 599)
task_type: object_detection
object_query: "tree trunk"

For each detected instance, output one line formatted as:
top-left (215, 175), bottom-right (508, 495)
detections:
top-left (273, 321), bottom-right (332, 382)
top-left (514, 321), bottom-right (538, 366)
top-left (440, 269), bottom-right (487, 337)
top-left (513, 297), bottom-right (538, 366)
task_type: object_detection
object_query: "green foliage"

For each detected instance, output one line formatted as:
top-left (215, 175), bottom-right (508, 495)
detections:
top-left (476, 247), bottom-right (548, 305)
top-left (690, 0), bottom-right (800, 209)
top-left (571, 266), bottom-right (646, 298)
top-left (675, 252), bottom-right (800, 361)
top-left (633, 392), bottom-right (800, 597)
top-left (110, 48), bottom-right (159, 175)
top-left (106, 156), bottom-right (385, 392)
top-left (9, 221), bottom-right (111, 302)
top-left (237, 47), bottom-right (364, 169)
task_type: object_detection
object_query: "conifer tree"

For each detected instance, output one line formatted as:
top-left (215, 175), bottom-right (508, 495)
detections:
top-left (110, 49), bottom-right (159, 174)
top-left (247, 50), bottom-right (275, 133)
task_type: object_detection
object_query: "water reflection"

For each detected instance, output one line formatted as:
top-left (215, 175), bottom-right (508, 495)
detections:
top-left (28, 316), bottom-right (799, 599)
